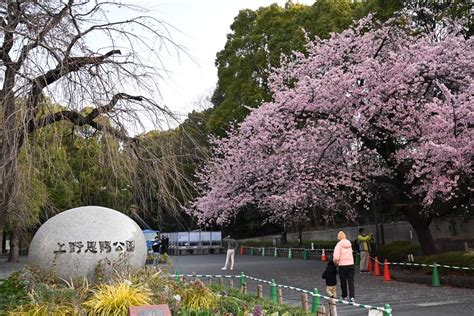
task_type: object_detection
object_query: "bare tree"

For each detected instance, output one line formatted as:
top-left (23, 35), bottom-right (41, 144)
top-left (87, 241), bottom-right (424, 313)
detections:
top-left (0, 0), bottom-right (188, 255)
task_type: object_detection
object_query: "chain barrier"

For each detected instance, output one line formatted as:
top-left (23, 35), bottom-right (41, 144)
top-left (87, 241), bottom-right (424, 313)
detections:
top-left (241, 246), bottom-right (474, 271)
top-left (365, 254), bottom-right (474, 270)
top-left (172, 273), bottom-right (392, 315)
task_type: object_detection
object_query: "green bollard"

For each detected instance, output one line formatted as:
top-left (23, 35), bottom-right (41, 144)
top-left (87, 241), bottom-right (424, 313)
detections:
top-left (311, 288), bottom-right (320, 314)
top-left (274, 247), bottom-right (278, 257)
top-left (240, 272), bottom-right (245, 287)
top-left (250, 247), bottom-right (254, 256)
top-left (432, 262), bottom-right (440, 287)
top-left (270, 279), bottom-right (278, 303)
top-left (288, 248), bottom-right (292, 259)
top-left (304, 249), bottom-right (309, 260)
top-left (355, 252), bottom-right (361, 265)
top-left (175, 270), bottom-right (180, 282)
top-left (383, 303), bottom-right (392, 316)
top-left (262, 247), bottom-right (265, 256)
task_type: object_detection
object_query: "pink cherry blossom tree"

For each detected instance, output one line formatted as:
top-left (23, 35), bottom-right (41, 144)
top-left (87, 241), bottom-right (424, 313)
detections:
top-left (190, 14), bottom-right (473, 255)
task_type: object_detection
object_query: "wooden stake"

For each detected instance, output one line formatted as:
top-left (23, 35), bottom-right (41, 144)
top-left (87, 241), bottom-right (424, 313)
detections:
top-left (219, 277), bottom-right (223, 286)
top-left (229, 279), bottom-right (233, 288)
top-left (277, 288), bottom-right (283, 304)
top-left (301, 293), bottom-right (309, 312)
top-left (257, 284), bottom-right (263, 298)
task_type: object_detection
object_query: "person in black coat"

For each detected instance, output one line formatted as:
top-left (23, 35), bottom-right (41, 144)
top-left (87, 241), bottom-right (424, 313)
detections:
top-left (151, 234), bottom-right (161, 266)
top-left (322, 259), bottom-right (338, 315)
top-left (322, 260), bottom-right (338, 298)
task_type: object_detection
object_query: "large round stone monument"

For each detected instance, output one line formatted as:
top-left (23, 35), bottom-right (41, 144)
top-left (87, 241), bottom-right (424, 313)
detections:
top-left (28, 206), bottom-right (147, 280)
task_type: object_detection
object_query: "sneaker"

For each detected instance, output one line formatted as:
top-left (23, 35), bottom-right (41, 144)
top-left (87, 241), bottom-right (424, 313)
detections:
top-left (230, 268), bottom-right (233, 270)
top-left (350, 298), bottom-right (355, 302)
top-left (342, 297), bottom-right (348, 301)
top-left (221, 267), bottom-right (227, 270)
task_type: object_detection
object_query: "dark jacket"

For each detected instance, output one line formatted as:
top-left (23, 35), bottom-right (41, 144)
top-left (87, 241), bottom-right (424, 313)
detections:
top-left (224, 237), bottom-right (238, 250)
top-left (152, 238), bottom-right (161, 253)
top-left (322, 261), bottom-right (338, 286)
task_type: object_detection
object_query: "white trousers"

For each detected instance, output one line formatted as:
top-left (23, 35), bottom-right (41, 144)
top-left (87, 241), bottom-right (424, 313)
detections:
top-left (223, 249), bottom-right (235, 269)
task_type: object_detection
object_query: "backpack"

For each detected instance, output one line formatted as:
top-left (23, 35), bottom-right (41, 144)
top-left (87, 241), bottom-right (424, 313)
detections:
top-left (353, 239), bottom-right (360, 252)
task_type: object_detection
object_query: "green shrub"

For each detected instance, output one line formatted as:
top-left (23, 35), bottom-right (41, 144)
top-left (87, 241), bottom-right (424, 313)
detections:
top-left (374, 241), bottom-right (421, 262)
top-left (239, 239), bottom-right (337, 249)
top-left (0, 272), bottom-right (29, 312)
top-left (178, 280), bottom-right (218, 311)
top-left (209, 284), bottom-right (309, 315)
top-left (415, 251), bottom-right (474, 276)
top-left (301, 240), bottom-right (337, 249)
top-left (239, 240), bottom-right (274, 247)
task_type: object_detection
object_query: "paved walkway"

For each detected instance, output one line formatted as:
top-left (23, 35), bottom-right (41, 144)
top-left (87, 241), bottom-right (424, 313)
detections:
top-left (2, 255), bottom-right (472, 315)
top-left (172, 254), bottom-right (474, 316)
top-left (0, 256), bottom-right (27, 279)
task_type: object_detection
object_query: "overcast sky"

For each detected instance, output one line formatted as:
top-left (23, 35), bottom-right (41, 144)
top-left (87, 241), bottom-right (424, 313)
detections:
top-left (141, 0), bottom-right (315, 127)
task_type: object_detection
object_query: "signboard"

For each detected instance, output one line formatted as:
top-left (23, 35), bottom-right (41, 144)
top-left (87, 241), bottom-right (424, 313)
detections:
top-left (177, 232), bottom-right (189, 246)
top-left (211, 231), bottom-right (222, 246)
top-left (189, 231), bottom-right (200, 246)
top-left (200, 231), bottom-right (211, 246)
top-left (129, 304), bottom-right (171, 316)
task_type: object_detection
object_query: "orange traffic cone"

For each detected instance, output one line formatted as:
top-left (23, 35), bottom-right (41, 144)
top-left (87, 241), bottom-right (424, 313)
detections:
top-left (373, 257), bottom-right (382, 276)
top-left (368, 257), bottom-right (373, 272)
top-left (383, 259), bottom-right (391, 281)
top-left (321, 249), bottom-right (328, 262)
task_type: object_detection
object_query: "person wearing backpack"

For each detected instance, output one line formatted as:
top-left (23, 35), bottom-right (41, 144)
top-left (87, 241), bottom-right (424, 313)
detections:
top-left (357, 228), bottom-right (373, 272)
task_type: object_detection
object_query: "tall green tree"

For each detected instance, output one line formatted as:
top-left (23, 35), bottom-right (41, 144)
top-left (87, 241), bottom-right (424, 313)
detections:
top-left (207, 0), bottom-right (402, 136)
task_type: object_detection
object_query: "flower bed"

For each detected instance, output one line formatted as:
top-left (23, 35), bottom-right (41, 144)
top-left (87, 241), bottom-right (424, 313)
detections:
top-left (0, 262), bottom-right (308, 315)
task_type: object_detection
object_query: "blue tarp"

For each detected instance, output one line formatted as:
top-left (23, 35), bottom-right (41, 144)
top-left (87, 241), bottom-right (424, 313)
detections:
top-left (143, 230), bottom-right (159, 249)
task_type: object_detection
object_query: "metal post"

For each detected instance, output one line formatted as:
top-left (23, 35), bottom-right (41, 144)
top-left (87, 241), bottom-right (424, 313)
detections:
top-left (270, 279), bottom-right (278, 303)
top-left (383, 303), bottom-right (392, 316)
top-left (304, 249), bottom-right (309, 260)
top-left (311, 288), bottom-right (320, 314)
top-left (432, 263), bottom-right (440, 287)
top-left (240, 272), bottom-right (245, 287)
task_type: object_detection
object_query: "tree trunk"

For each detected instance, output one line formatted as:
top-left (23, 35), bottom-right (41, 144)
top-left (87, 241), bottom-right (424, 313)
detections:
top-left (298, 224), bottom-right (303, 247)
top-left (402, 208), bottom-right (437, 255)
top-left (0, 214), bottom-right (5, 254)
top-left (7, 227), bottom-right (20, 262)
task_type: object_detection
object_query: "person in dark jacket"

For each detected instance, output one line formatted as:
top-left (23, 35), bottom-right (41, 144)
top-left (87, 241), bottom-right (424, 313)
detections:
top-left (322, 259), bottom-right (338, 316)
top-left (322, 260), bottom-right (338, 297)
top-left (160, 234), bottom-right (169, 254)
top-left (151, 234), bottom-right (161, 266)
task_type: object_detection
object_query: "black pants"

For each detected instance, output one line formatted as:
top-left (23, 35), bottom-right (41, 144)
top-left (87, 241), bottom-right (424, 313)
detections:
top-left (338, 265), bottom-right (355, 298)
